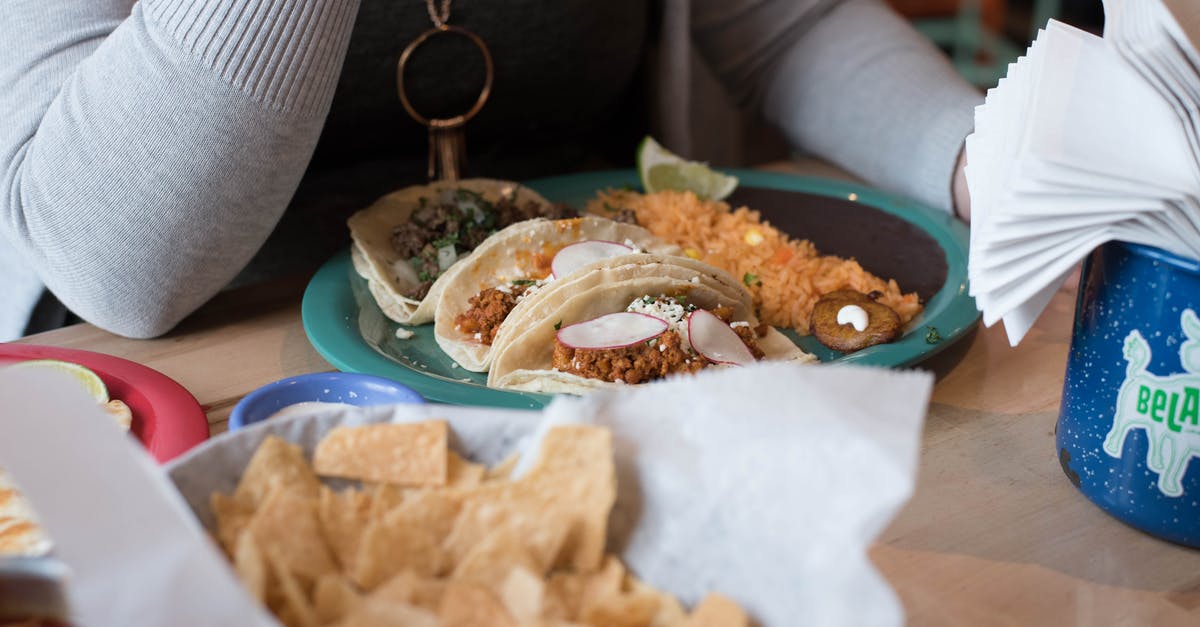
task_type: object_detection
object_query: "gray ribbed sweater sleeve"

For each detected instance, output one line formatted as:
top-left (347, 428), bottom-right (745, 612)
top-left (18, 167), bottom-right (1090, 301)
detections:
top-left (692, 0), bottom-right (982, 212)
top-left (0, 0), bottom-right (359, 338)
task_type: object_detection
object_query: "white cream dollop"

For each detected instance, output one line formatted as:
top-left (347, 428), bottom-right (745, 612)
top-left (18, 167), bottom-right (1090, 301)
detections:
top-left (837, 304), bottom-right (869, 332)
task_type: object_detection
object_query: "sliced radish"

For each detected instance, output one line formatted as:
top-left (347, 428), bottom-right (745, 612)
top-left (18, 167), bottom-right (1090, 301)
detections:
top-left (557, 312), bottom-right (668, 350)
top-left (687, 309), bottom-right (756, 365)
top-left (551, 240), bottom-right (634, 278)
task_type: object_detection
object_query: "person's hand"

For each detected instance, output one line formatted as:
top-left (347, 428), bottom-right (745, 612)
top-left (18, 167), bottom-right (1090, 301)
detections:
top-left (952, 145), bottom-right (971, 222)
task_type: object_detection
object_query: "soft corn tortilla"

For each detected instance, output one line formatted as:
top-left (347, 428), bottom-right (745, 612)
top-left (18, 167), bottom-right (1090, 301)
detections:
top-left (488, 255), bottom-right (753, 365)
top-left (347, 179), bottom-right (550, 325)
top-left (432, 217), bottom-right (681, 372)
top-left (487, 273), bottom-right (815, 394)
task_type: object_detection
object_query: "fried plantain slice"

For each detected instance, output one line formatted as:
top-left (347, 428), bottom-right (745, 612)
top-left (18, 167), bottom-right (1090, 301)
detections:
top-left (810, 289), bottom-right (902, 353)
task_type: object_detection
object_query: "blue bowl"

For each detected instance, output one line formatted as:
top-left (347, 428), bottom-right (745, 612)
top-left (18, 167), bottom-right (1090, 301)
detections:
top-left (229, 372), bottom-right (424, 431)
top-left (1057, 241), bottom-right (1200, 547)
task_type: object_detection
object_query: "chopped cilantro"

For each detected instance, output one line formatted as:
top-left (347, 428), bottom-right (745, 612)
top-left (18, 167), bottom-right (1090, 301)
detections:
top-left (554, 320), bottom-right (563, 330)
top-left (642, 296), bottom-right (654, 305)
top-left (431, 234), bottom-right (458, 248)
top-left (602, 202), bottom-right (623, 213)
top-left (456, 188), bottom-right (484, 202)
top-left (511, 279), bottom-right (537, 286)
top-left (925, 326), bottom-right (942, 344)
top-left (743, 272), bottom-right (759, 287)
top-left (417, 270), bottom-right (435, 282)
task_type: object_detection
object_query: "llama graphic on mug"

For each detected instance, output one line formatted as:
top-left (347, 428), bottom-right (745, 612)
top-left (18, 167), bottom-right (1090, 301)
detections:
top-left (1103, 309), bottom-right (1200, 497)
top-left (1104, 307), bottom-right (1200, 492)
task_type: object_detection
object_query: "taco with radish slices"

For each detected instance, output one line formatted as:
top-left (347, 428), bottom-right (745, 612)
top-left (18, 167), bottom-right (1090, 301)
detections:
top-left (348, 178), bottom-right (569, 325)
top-left (431, 216), bottom-right (682, 372)
top-left (486, 265), bottom-right (815, 395)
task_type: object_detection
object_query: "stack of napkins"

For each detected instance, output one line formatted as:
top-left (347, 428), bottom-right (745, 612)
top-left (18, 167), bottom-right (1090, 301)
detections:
top-left (965, 0), bottom-right (1200, 345)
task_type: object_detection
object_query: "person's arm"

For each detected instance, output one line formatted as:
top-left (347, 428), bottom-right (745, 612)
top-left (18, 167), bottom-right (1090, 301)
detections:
top-left (691, 0), bottom-right (980, 214)
top-left (0, 0), bottom-right (360, 338)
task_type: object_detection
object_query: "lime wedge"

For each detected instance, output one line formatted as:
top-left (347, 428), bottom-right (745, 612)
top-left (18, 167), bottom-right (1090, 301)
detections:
top-left (637, 136), bottom-right (738, 200)
top-left (8, 359), bottom-right (109, 404)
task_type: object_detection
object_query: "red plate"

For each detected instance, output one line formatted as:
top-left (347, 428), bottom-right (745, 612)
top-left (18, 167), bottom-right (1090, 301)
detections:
top-left (0, 343), bottom-right (209, 463)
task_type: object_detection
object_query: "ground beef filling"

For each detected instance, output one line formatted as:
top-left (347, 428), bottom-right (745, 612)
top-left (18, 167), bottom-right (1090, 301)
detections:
top-left (391, 194), bottom-right (577, 300)
top-left (454, 285), bottom-right (530, 345)
top-left (553, 331), bottom-right (704, 384)
top-left (552, 325), bottom-right (766, 384)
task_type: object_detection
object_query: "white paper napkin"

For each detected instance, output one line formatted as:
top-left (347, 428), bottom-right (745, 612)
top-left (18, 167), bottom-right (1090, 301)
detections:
top-left (966, 8), bottom-right (1200, 345)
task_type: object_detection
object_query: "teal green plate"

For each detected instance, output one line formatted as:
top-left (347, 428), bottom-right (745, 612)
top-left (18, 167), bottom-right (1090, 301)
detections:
top-left (302, 169), bottom-right (977, 409)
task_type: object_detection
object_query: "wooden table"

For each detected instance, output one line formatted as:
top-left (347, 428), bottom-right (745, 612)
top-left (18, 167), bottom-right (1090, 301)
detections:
top-left (15, 168), bottom-right (1200, 626)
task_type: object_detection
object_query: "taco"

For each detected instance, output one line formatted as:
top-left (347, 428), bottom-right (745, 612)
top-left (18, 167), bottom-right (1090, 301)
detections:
top-left (347, 179), bottom-right (568, 325)
top-left (487, 265), bottom-right (815, 394)
top-left (432, 216), bottom-right (683, 371)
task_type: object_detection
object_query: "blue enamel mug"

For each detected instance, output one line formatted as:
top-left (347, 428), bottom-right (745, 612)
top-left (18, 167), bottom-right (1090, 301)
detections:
top-left (1057, 241), bottom-right (1200, 547)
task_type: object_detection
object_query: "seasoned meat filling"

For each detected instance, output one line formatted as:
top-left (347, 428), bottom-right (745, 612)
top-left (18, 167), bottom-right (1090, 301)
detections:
top-left (553, 323), bottom-right (765, 384)
top-left (732, 325), bottom-right (766, 360)
top-left (390, 190), bottom-right (577, 299)
top-left (454, 284), bottom-right (531, 345)
top-left (553, 331), bottom-right (705, 384)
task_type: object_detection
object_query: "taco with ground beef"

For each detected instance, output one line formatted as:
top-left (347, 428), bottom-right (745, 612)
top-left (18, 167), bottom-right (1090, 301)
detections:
top-left (431, 216), bottom-right (686, 371)
top-left (486, 265), bottom-right (815, 394)
top-left (348, 179), bottom-right (569, 325)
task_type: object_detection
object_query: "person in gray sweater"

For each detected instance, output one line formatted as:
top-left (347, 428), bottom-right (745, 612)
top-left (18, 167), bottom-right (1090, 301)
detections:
top-left (0, 0), bottom-right (980, 341)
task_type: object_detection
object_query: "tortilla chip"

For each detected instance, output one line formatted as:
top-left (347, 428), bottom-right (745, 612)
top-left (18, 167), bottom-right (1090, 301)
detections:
top-left (264, 546), bottom-right (321, 627)
top-left (631, 580), bottom-right (688, 627)
top-left (247, 489), bottom-right (336, 582)
top-left (485, 453), bottom-right (520, 482)
top-left (313, 573), bottom-right (362, 625)
top-left (520, 426), bottom-right (615, 571)
top-left (371, 570), bottom-right (447, 612)
top-left (235, 436), bottom-right (320, 507)
top-left (498, 566), bottom-right (544, 624)
top-left (579, 555), bottom-right (625, 608)
top-left (684, 593), bottom-right (749, 627)
top-left (580, 589), bottom-right (662, 627)
top-left (543, 571), bottom-right (586, 620)
top-left (104, 399), bottom-right (133, 430)
top-left (232, 531), bottom-right (270, 604)
top-left (352, 517), bottom-right (442, 589)
top-left (386, 489), bottom-right (463, 545)
top-left (211, 492), bottom-right (257, 555)
top-left (448, 451), bottom-right (486, 488)
top-left (314, 422), bottom-right (448, 486)
top-left (439, 581), bottom-right (516, 627)
top-left (333, 598), bottom-right (440, 627)
top-left (442, 484), bottom-right (570, 573)
top-left (317, 486), bottom-right (372, 572)
top-left (451, 527), bottom-right (542, 585)
top-left (366, 483), bottom-right (409, 520)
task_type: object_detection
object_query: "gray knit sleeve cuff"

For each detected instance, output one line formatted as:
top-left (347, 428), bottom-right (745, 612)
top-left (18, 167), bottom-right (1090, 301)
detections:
top-left (142, 0), bottom-right (359, 115)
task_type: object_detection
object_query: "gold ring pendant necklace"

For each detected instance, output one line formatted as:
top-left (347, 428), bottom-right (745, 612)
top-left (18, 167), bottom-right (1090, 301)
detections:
top-left (397, 0), bottom-right (495, 182)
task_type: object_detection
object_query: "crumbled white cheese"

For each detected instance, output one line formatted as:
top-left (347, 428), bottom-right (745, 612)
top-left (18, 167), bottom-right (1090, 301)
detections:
top-left (689, 276), bottom-right (700, 284)
top-left (451, 363), bottom-right (459, 369)
top-left (515, 279), bottom-right (548, 303)
top-left (394, 327), bottom-right (415, 339)
top-left (626, 295), bottom-right (693, 352)
top-left (622, 238), bottom-right (646, 253)
top-left (495, 283), bottom-right (513, 295)
top-left (730, 321), bottom-right (751, 328)
top-left (473, 332), bottom-right (482, 341)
